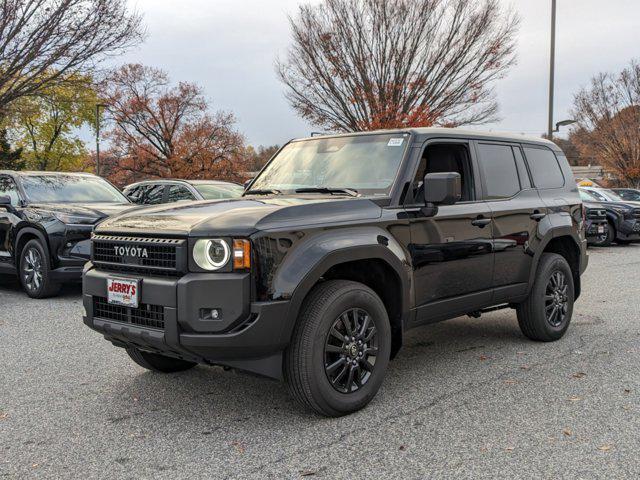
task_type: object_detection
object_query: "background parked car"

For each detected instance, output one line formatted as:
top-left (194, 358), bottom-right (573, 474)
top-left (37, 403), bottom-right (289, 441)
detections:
top-left (123, 179), bottom-right (244, 205)
top-left (579, 187), bottom-right (640, 245)
top-left (0, 171), bottom-right (134, 298)
top-left (611, 188), bottom-right (640, 202)
top-left (577, 193), bottom-right (609, 247)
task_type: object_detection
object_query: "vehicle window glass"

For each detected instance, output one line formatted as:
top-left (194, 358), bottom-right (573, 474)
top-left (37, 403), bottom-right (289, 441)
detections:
top-left (412, 143), bottom-right (474, 203)
top-left (167, 185), bottom-right (195, 202)
top-left (513, 147), bottom-right (531, 189)
top-left (196, 183), bottom-right (244, 199)
top-left (585, 189), bottom-right (607, 202)
top-left (600, 189), bottom-right (623, 201)
top-left (579, 189), bottom-right (598, 202)
top-left (524, 147), bottom-right (565, 189)
top-left (0, 176), bottom-right (20, 205)
top-left (477, 143), bottom-right (521, 199)
top-left (19, 174), bottom-right (127, 203)
top-left (142, 185), bottom-right (165, 205)
top-left (250, 133), bottom-right (408, 196)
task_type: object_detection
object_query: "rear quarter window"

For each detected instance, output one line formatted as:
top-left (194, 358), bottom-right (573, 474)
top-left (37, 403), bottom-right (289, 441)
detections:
top-left (524, 147), bottom-right (565, 189)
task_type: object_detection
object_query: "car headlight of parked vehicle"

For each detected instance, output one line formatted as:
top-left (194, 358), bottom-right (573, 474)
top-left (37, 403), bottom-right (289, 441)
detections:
top-left (53, 212), bottom-right (100, 225)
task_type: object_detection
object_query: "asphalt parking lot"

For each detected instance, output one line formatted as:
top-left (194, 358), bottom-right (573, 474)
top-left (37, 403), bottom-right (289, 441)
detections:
top-left (1, 245), bottom-right (640, 479)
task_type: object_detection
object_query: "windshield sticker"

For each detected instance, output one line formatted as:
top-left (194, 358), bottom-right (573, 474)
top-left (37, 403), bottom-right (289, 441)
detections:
top-left (387, 138), bottom-right (404, 147)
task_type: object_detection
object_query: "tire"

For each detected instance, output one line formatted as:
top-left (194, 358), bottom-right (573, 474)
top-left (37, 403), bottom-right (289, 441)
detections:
top-left (603, 220), bottom-right (616, 246)
top-left (126, 347), bottom-right (197, 373)
top-left (284, 280), bottom-right (391, 417)
top-left (18, 239), bottom-right (61, 298)
top-left (516, 253), bottom-right (574, 342)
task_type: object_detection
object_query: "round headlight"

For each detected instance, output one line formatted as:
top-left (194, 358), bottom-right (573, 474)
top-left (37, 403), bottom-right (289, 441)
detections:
top-left (193, 239), bottom-right (230, 270)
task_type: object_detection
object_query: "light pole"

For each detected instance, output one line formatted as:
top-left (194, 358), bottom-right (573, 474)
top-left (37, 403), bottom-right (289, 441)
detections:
top-left (552, 119), bottom-right (576, 133)
top-left (95, 103), bottom-right (107, 176)
top-left (547, 0), bottom-right (556, 139)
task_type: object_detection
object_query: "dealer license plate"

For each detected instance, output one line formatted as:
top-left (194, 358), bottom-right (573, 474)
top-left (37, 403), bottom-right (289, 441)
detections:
top-left (107, 278), bottom-right (140, 308)
top-left (598, 226), bottom-right (605, 233)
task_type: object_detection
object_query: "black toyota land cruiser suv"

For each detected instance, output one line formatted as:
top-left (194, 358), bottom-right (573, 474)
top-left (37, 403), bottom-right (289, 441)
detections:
top-left (83, 128), bottom-right (588, 416)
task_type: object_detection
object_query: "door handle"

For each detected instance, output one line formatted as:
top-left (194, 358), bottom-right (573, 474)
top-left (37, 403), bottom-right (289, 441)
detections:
top-left (530, 212), bottom-right (546, 221)
top-left (471, 216), bottom-right (491, 228)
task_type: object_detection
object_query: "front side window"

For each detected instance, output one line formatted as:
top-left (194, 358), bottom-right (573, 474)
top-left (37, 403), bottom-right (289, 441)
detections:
top-left (20, 175), bottom-right (128, 203)
top-left (167, 185), bottom-right (195, 202)
top-left (412, 143), bottom-right (474, 203)
top-left (524, 147), bottom-right (565, 189)
top-left (249, 133), bottom-right (409, 196)
top-left (0, 176), bottom-right (20, 205)
top-left (477, 143), bottom-right (521, 199)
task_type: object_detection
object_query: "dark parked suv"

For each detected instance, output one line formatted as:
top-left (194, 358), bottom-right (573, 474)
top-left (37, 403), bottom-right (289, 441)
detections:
top-left (0, 171), bottom-right (133, 297)
top-left (82, 128), bottom-right (588, 416)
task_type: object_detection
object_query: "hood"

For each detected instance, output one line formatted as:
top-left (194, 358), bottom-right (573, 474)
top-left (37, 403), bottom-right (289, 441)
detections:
top-left (96, 196), bottom-right (383, 236)
top-left (29, 202), bottom-right (138, 219)
top-left (600, 200), bottom-right (640, 211)
top-left (582, 201), bottom-right (606, 209)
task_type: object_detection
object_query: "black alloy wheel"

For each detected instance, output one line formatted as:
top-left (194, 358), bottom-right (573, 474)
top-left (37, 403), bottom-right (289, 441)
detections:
top-left (544, 271), bottom-right (568, 327)
top-left (324, 308), bottom-right (378, 394)
top-left (22, 246), bottom-right (43, 293)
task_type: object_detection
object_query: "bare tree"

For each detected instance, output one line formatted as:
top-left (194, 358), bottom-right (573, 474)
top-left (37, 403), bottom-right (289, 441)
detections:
top-left (571, 60), bottom-right (640, 187)
top-left (277, 0), bottom-right (519, 132)
top-left (0, 0), bottom-right (144, 115)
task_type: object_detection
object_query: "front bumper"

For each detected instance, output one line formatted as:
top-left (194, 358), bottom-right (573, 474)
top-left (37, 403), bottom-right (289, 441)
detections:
top-left (617, 218), bottom-right (640, 241)
top-left (82, 265), bottom-right (290, 379)
top-left (585, 220), bottom-right (607, 242)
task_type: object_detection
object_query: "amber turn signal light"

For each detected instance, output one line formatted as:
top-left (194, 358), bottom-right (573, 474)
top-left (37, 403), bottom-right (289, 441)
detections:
top-left (233, 239), bottom-right (251, 270)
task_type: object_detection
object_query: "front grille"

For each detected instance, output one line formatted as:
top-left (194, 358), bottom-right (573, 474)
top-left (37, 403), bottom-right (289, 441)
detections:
top-left (92, 235), bottom-right (186, 276)
top-left (632, 208), bottom-right (640, 220)
top-left (93, 296), bottom-right (165, 329)
top-left (586, 208), bottom-right (606, 221)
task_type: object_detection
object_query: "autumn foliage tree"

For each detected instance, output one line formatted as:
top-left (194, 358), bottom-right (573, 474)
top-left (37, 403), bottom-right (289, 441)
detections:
top-left (278, 0), bottom-right (519, 132)
top-left (571, 60), bottom-right (640, 187)
top-left (100, 64), bottom-right (245, 186)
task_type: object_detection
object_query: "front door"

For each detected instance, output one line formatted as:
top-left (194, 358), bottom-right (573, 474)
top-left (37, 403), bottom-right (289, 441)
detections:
top-left (0, 175), bottom-right (21, 262)
top-left (406, 140), bottom-right (494, 324)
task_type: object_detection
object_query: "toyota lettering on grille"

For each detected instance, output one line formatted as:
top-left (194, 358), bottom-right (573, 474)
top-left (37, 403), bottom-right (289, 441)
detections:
top-left (113, 245), bottom-right (149, 258)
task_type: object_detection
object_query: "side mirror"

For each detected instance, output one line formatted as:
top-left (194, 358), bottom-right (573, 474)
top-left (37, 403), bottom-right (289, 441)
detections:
top-left (0, 195), bottom-right (11, 206)
top-left (424, 172), bottom-right (461, 206)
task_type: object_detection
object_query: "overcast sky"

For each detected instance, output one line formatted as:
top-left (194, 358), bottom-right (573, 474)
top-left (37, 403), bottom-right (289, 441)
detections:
top-left (114, 0), bottom-right (640, 146)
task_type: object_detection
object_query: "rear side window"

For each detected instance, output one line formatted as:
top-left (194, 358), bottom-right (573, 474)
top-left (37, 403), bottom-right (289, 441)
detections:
top-left (139, 185), bottom-right (165, 205)
top-left (477, 143), bottom-right (521, 199)
top-left (524, 147), bottom-right (565, 189)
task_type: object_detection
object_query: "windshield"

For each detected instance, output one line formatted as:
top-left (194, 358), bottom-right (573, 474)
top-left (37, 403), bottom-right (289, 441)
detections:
top-left (248, 133), bottom-right (409, 195)
top-left (599, 189), bottom-right (624, 201)
top-left (195, 183), bottom-right (244, 200)
top-left (21, 175), bottom-right (128, 203)
top-left (585, 189), bottom-right (623, 202)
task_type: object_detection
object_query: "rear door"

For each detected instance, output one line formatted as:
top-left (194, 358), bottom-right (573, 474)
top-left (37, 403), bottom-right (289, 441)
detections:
top-left (475, 141), bottom-right (546, 302)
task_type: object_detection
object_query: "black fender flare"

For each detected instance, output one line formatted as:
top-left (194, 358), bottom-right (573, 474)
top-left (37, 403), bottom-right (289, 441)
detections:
top-left (527, 226), bottom-right (583, 295)
top-left (271, 227), bottom-right (412, 346)
top-left (14, 225), bottom-right (51, 264)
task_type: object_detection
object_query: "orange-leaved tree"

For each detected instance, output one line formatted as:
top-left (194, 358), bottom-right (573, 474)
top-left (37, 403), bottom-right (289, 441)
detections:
top-left (100, 64), bottom-right (245, 186)
top-left (571, 60), bottom-right (640, 187)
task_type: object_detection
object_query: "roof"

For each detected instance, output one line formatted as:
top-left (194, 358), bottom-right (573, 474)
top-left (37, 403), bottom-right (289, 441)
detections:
top-left (0, 170), bottom-right (98, 177)
top-left (294, 127), bottom-right (559, 150)
top-left (124, 179), bottom-right (241, 187)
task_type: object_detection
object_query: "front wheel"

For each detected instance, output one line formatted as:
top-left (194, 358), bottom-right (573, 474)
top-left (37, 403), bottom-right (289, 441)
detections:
top-left (284, 280), bottom-right (391, 417)
top-left (19, 239), bottom-right (60, 298)
top-left (516, 253), bottom-right (574, 342)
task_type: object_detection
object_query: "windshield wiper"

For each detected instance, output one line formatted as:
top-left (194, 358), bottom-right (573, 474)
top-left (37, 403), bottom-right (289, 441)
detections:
top-left (295, 187), bottom-right (359, 197)
top-left (244, 188), bottom-right (282, 196)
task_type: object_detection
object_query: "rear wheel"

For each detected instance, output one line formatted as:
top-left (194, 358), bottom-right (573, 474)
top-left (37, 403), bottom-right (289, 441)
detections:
top-left (516, 253), bottom-right (574, 342)
top-left (284, 280), bottom-right (391, 417)
top-left (19, 239), bottom-right (60, 298)
top-left (126, 347), bottom-right (197, 373)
